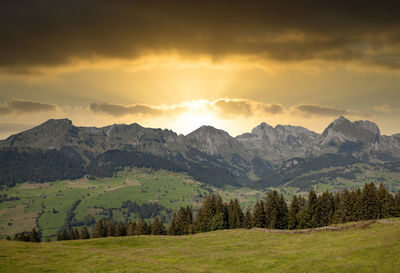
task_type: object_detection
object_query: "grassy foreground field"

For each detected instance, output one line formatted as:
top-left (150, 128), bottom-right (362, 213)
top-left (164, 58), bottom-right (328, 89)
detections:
top-left (1, 219), bottom-right (399, 273)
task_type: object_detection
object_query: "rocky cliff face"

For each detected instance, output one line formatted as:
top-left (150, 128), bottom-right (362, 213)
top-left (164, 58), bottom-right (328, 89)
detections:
top-left (236, 122), bottom-right (318, 166)
top-left (312, 116), bottom-right (400, 160)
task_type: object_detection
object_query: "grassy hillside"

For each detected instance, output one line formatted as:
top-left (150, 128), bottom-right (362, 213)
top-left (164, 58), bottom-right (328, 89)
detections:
top-left (0, 219), bottom-right (399, 273)
top-left (0, 168), bottom-right (266, 239)
top-left (1, 163), bottom-right (399, 240)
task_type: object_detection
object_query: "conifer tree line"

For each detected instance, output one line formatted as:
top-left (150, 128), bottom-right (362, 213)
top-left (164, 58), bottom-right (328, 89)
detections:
top-left (167, 182), bottom-right (400, 233)
top-left (12, 228), bottom-right (40, 242)
top-left (11, 182), bottom-right (400, 242)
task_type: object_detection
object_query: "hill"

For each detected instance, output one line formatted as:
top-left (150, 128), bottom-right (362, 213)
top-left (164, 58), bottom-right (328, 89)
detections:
top-left (0, 168), bottom-right (266, 240)
top-left (0, 219), bottom-right (399, 272)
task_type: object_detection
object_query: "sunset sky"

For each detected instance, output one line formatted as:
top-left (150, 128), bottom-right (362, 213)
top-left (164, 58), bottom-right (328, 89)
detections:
top-left (1, 0), bottom-right (400, 139)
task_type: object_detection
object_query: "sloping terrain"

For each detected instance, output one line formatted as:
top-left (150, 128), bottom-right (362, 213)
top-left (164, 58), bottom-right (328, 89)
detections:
top-left (0, 219), bottom-right (399, 273)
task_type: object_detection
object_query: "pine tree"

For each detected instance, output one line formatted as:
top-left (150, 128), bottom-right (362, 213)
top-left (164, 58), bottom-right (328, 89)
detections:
top-left (58, 229), bottom-right (70, 241)
top-left (277, 194), bottom-right (288, 229)
top-left (228, 199), bottom-right (244, 229)
top-left (353, 188), bottom-right (363, 221)
top-left (168, 212), bottom-right (180, 235)
top-left (307, 190), bottom-right (318, 228)
top-left (73, 228), bottom-right (80, 240)
top-left (296, 207), bottom-right (310, 229)
top-left (243, 209), bottom-right (253, 229)
top-left (288, 195), bottom-right (300, 229)
top-left (317, 191), bottom-right (334, 227)
top-left (194, 195), bottom-right (218, 232)
top-left (80, 226), bottom-right (90, 239)
top-left (30, 228), bottom-right (40, 242)
top-left (377, 183), bottom-right (394, 219)
top-left (252, 200), bottom-right (265, 228)
top-left (115, 222), bottom-right (127, 237)
top-left (92, 219), bottom-right (106, 238)
top-left (265, 191), bottom-right (279, 229)
top-left (184, 206), bottom-right (194, 233)
top-left (151, 217), bottom-right (166, 235)
top-left (105, 220), bottom-right (115, 237)
top-left (210, 212), bottom-right (226, 230)
top-left (126, 221), bottom-right (136, 236)
top-left (394, 190), bottom-right (400, 217)
top-left (360, 183), bottom-right (378, 220)
top-left (134, 219), bottom-right (149, 235)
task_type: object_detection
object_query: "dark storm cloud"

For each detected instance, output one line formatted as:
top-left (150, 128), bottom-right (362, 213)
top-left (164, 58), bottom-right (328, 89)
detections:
top-left (0, 99), bottom-right (56, 115)
top-left (89, 102), bottom-right (186, 117)
top-left (1, 0), bottom-right (400, 71)
top-left (292, 104), bottom-right (369, 117)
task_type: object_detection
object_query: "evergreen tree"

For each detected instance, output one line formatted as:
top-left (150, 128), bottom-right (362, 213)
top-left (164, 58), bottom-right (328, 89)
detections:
top-left (72, 228), bottom-right (80, 240)
top-left (194, 195), bottom-right (218, 232)
top-left (296, 207), bottom-right (311, 229)
top-left (105, 220), bottom-right (116, 237)
top-left (151, 217), bottom-right (166, 235)
top-left (227, 199), bottom-right (244, 229)
top-left (317, 191), bottom-right (334, 227)
top-left (307, 190), bottom-right (318, 228)
top-left (184, 206), bottom-right (194, 233)
top-left (30, 228), bottom-right (40, 242)
top-left (80, 226), bottom-right (90, 239)
top-left (277, 194), bottom-right (288, 229)
top-left (252, 200), bottom-right (265, 228)
top-left (360, 183), bottom-right (378, 220)
top-left (92, 219), bottom-right (106, 238)
top-left (168, 212), bottom-right (180, 235)
top-left (210, 212), bottom-right (226, 230)
top-left (377, 183), bottom-right (394, 219)
top-left (58, 229), bottom-right (70, 241)
top-left (288, 195), bottom-right (300, 229)
top-left (243, 209), bottom-right (253, 229)
top-left (126, 221), bottom-right (136, 236)
top-left (394, 190), bottom-right (400, 217)
top-left (115, 222), bottom-right (127, 237)
top-left (332, 192), bottom-right (342, 224)
top-left (265, 191), bottom-right (279, 229)
top-left (353, 188), bottom-right (363, 221)
top-left (134, 219), bottom-right (149, 235)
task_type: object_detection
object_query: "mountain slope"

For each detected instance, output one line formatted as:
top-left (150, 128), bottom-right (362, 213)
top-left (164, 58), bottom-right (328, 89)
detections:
top-left (0, 116), bottom-right (400, 189)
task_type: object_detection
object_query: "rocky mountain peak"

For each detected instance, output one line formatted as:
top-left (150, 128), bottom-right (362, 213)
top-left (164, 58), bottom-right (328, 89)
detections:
top-left (251, 122), bottom-right (274, 137)
top-left (187, 125), bottom-right (231, 139)
top-left (322, 116), bottom-right (380, 144)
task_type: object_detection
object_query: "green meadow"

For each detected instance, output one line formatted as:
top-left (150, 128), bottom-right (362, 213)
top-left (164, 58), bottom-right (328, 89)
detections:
top-left (0, 168), bottom-right (266, 240)
top-left (0, 219), bottom-right (399, 273)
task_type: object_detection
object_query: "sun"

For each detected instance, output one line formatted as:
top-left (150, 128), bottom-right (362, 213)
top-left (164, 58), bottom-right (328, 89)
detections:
top-left (172, 100), bottom-right (219, 135)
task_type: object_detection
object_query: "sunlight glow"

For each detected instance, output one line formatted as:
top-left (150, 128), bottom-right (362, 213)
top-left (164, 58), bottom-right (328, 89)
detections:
top-left (172, 100), bottom-right (219, 134)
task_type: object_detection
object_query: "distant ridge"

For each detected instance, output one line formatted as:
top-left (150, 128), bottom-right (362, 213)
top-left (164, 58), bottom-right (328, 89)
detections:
top-left (0, 116), bottom-right (400, 188)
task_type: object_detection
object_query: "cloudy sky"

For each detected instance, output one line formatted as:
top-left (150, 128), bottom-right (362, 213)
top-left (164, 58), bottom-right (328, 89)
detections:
top-left (1, 0), bottom-right (400, 139)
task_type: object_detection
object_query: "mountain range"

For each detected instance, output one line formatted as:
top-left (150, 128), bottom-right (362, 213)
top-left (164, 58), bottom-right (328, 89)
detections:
top-left (1, 116), bottom-right (400, 189)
